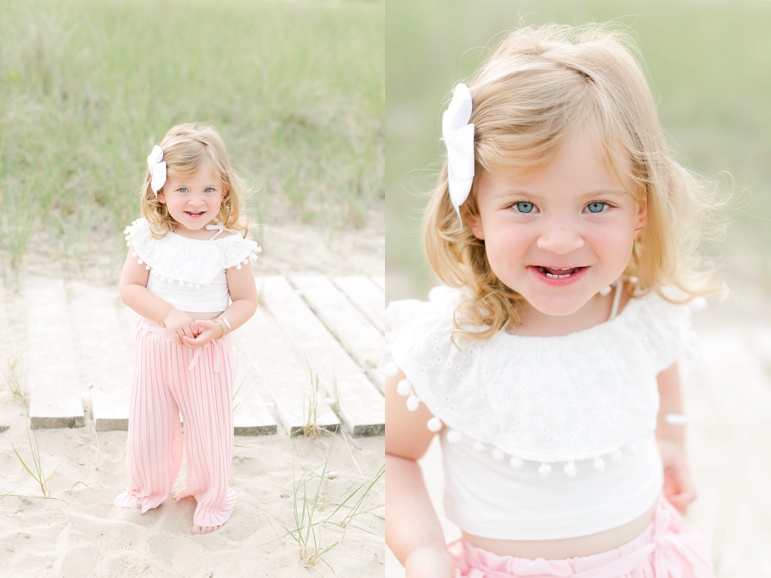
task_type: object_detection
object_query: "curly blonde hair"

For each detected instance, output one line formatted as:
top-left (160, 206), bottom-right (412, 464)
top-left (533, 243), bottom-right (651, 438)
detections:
top-left (140, 123), bottom-right (251, 238)
top-left (424, 24), bottom-right (723, 340)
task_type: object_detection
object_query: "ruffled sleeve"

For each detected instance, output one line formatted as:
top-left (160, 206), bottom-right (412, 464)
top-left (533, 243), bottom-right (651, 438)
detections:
top-left (385, 286), bottom-right (472, 426)
top-left (386, 286), bottom-right (462, 371)
top-left (629, 290), bottom-right (703, 373)
top-left (123, 218), bottom-right (261, 286)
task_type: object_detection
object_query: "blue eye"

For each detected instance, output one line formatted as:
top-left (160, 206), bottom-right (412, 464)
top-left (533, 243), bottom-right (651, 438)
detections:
top-left (204, 187), bottom-right (215, 193)
top-left (586, 202), bottom-right (607, 213)
top-left (178, 187), bottom-right (188, 193)
top-left (514, 202), bottom-right (535, 214)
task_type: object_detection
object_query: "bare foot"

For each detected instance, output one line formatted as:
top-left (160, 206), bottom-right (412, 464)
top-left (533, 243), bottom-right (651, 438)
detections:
top-left (192, 524), bottom-right (223, 535)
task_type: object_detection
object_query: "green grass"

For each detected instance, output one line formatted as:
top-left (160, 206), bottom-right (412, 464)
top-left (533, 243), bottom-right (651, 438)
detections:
top-left (3, 352), bottom-right (26, 405)
top-left (0, 0), bottom-right (384, 269)
top-left (385, 0), bottom-right (771, 300)
top-left (10, 422), bottom-right (58, 499)
top-left (281, 441), bottom-right (384, 568)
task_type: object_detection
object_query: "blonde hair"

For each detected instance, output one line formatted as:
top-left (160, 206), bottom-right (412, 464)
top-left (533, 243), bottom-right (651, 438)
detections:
top-left (140, 123), bottom-right (250, 238)
top-left (424, 24), bottom-right (723, 340)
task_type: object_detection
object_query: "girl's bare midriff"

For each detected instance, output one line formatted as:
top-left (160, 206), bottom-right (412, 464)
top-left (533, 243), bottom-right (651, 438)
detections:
top-left (188, 311), bottom-right (223, 320)
top-left (462, 500), bottom-right (657, 559)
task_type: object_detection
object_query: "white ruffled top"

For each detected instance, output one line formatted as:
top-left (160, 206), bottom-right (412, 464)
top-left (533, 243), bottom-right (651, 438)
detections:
top-left (124, 218), bottom-right (260, 312)
top-left (386, 285), bottom-right (704, 539)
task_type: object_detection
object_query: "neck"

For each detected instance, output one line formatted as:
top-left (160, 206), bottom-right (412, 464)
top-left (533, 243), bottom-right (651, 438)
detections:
top-left (514, 291), bottom-right (616, 337)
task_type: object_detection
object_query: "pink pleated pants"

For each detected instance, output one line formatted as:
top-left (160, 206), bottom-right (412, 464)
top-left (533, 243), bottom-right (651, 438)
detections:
top-left (114, 318), bottom-right (237, 527)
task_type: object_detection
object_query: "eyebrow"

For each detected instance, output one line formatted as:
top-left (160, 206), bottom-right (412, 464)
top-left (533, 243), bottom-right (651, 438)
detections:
top-left (174, 182), bottom-right (220, 188)
top-left (492, 188), bottom-right (627, 200)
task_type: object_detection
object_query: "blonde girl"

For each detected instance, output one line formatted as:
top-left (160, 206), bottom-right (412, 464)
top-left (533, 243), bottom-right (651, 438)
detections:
top-left (114, 123), bottom-right (259, 535)
top-left (386, 25), bottom-right (720, 577)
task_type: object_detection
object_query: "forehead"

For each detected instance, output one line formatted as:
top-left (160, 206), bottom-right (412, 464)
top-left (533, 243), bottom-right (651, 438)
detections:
top-left (167, 162), bottom-right (220, 184)
top-left (482, 129), bottom-right (633, 196)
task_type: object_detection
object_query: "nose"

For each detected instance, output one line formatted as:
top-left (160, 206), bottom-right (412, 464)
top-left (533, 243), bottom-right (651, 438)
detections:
top-left (187, 192), bottom-right (206, 206)
top-left (535, 216), bottom-right (584, 254)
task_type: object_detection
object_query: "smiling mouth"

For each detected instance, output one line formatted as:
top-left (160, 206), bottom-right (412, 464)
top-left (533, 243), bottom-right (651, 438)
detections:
top-left (185, 211), bottom-right (206, 216)
top-left (536, 266), bottom-right (584, 279)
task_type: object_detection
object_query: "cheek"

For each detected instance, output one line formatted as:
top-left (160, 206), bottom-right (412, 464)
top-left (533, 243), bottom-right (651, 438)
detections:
top-left (592, 220), bottom-right (637, 261)
top-left (483, 225), bottom-right (531, 267)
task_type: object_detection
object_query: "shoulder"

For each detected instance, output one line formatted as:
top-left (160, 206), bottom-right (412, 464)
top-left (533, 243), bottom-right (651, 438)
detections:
top-left (625, 287), bottom-right (705, 323)
top-left (124, 217), bottom-right (150, 239)
top-left (387, 286), bottom-right (463, 349)
top-left (215, 231), bottom-right (261, 270)
top-left (387, 286), bottom-right (483, 402)
top-left (622, 288), bottom-right (706, 371)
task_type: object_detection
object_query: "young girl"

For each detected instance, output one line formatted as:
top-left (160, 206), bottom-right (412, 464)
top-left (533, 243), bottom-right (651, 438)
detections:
top-left (386, 25), bottom-right (720, 577)
top-left (114, 123), bottom-right (259, 535)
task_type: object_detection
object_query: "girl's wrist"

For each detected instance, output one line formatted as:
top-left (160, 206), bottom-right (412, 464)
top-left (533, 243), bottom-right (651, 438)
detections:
top-left (213, 316), bottom-right (230, 338)
top-left (663, 413), bottom-right (687, 426)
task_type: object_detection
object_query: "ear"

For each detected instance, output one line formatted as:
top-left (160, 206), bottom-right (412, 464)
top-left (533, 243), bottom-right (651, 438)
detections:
top-left (633, 200), bottom-right (647, 238)
top-left (466, 212), bottom-right (485, 240)
top-left (156, 191), bottom-right (166, 204)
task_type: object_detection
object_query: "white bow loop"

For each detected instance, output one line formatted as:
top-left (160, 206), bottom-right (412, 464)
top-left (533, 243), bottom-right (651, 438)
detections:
top-left (441, 83), bottom-right (475, 224)
top-left (147, 145), bottom-right (167, 196)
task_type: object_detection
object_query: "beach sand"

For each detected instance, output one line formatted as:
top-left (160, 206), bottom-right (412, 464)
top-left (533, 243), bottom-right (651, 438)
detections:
top-left (0, 415), bottom-right (383, 578)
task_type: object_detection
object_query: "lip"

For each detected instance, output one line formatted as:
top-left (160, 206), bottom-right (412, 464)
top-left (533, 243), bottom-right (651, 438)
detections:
top-left (184, 211), bottom-right (207, 218)
top-left (529, 265), bottom-right (589, 286)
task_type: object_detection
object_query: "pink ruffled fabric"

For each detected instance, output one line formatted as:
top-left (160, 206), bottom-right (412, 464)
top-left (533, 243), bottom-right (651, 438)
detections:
top-left (450, 498), bottom-right (714, 578)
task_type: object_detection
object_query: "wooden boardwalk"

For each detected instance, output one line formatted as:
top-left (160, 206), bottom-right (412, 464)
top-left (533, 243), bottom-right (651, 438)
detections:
top-left (0, 273), bottom-right (384, 437)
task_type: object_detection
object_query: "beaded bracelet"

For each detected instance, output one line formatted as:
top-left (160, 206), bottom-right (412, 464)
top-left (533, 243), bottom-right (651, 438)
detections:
top-left (212, 317), bottom-right (228, 338)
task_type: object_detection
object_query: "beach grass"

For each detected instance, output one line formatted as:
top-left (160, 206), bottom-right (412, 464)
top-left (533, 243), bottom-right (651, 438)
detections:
top-left (385, 0), bottom-right (771, 300)
top-left (10, 417), bottom-right (58, 499)
top-left (282, 439), bottom-right (384, 568)
top-left (0, 0), bottom-right (384, 270)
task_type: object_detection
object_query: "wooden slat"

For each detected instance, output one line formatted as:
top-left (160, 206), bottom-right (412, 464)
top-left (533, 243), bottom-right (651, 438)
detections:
top-left (232, 347), bottom-right (278, 436)
top-left (259, 276), bottom-right (383, 436)
top-left (290, 275), bottom-right (384, 393)
top-left (67, 280), bottom-right (132, 431)
top-left (26, 276), bottom-right (84, 429)
top-left (0, 277), bottom-right (15, 431)
top-left (332, 275), bottom-right (384, 333)
top-left (231, 297), bottom-right (340, 436)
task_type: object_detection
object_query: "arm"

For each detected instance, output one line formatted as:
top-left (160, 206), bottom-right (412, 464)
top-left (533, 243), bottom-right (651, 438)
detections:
top-left (656, 361), bottom-right (696, 513)
top-left (386, 370), bottom-right (455, 578)
top-left (118, 247), bottom-right (199, 344)
top-left (183, 262), bottom-right (258, 347)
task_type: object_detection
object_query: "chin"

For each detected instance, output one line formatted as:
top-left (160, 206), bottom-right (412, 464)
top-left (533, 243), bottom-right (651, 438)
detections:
top-left (524, 293), bottom-right (595, 318)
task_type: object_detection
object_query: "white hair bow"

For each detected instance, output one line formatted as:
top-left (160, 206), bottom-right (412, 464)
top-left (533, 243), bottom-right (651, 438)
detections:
top-left (147, 145), bottom-right (167, 196)
top-left (441, 83), bottom-right (475, 224)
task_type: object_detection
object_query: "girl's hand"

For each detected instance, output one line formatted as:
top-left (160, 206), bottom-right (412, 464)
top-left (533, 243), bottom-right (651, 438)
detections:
top-left (404, 544), bottom-right (455, 578)
top-left (163, 309), bottom-right (200, 345)
top-left (658, 438), bottom-right (697, 513)
top-left (182, 319), bottom-right (222, 349)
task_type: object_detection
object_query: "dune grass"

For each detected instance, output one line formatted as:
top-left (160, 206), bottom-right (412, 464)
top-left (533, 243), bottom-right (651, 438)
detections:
top-left (0, 0), bottom-right (384, 270)
top-left (385, 0), bottom-right (771, 300)
top-left (282, 440), bottom-right (384, 568)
